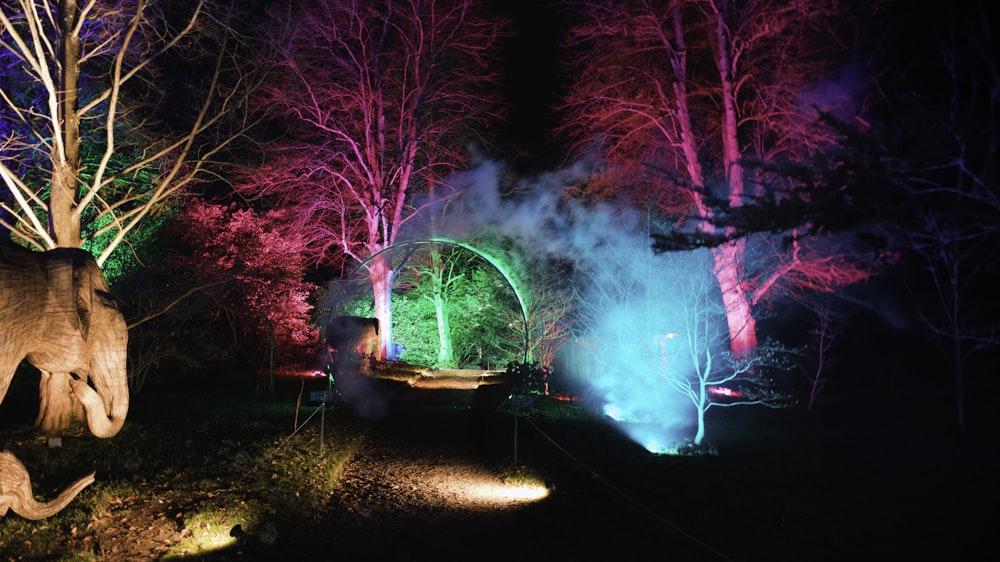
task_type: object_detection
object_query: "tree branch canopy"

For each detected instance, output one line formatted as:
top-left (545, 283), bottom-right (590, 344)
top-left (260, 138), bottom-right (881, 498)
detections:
top-left (0, 0), bottom-right (260, 265)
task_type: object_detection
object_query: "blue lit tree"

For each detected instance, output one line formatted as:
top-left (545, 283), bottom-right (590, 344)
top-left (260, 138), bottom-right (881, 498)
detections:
top-left (657, 250), bottom-right (793, 445)
top-left (573, 211), bottom-right (791, 449)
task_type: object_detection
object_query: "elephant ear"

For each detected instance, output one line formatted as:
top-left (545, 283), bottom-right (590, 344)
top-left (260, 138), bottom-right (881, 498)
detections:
top-left (45, 249), bottom-right (93, 342)
top-left (73, 258), bottom-right (93, 343)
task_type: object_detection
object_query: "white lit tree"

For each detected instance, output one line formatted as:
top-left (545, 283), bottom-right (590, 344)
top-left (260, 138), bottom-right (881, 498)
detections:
top-left (657, 249), bottom-right (793, 445)
top-left (0, 0), bottom-right (257, 433)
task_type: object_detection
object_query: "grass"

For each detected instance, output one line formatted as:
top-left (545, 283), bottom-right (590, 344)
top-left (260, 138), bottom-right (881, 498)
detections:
top-left (0, 378), bottom-right (368, 560)
top-left (0, 371), bottom-right (995, 561)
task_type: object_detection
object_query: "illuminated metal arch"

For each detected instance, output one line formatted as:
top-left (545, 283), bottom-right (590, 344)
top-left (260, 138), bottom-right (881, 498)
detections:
top-left (347, 237), bottom-right (530, 364)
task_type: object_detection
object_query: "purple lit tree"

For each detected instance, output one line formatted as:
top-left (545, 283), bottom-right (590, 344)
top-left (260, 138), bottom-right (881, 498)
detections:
top-left (236, 0), bottom-right (508, 361)
top-left (0, 0), bottom-right (257, 258)
top-left (559, 0), bottom-right (874, 357)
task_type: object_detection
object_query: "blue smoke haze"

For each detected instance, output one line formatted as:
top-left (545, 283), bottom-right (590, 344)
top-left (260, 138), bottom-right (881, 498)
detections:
top-left (410, 160), bottom-right (732, 451)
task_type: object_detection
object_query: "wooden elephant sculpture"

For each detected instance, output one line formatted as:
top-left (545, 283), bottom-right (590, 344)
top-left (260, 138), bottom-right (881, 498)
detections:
top-left (0, 451), bottom-right (94, 520)
top-left (0, 240), bottom-right (129, 438)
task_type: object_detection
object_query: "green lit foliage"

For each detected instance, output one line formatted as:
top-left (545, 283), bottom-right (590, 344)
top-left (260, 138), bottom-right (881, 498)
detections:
top-left (98, 201), bottom-right (181, 392)
top-left (393, 255), bottom-right (521, 368)
top-left (338, 243), bottom-right (524, 370)
top-left (444, 265), bottom-right (523, 367)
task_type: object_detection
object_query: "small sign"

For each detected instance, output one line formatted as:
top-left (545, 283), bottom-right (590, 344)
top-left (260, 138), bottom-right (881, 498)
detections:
top-left (308, 390), bottom-right (336, 404)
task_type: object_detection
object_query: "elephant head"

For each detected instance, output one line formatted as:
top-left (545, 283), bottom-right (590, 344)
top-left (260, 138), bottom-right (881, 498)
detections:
top-left (0, 451), bottom-right (95, 520)
top-left (0, 241), bottom-right (129, 438)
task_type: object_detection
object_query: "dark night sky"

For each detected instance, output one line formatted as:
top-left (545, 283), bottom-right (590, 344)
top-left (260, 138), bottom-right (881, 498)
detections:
top-left (491, 1), bottom-right (568, 173)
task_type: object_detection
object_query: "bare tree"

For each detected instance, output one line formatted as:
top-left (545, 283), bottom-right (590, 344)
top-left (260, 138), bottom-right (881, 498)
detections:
top-left (237, 0), bottom-right (507, 361)
top-left (873, 1), bottom-right (999, 432)
top-left (0, 0), bottom-right (257, 261)
top-left (658, 250), bottom-right (792, 445)
top-left (796, 295), bottom-right (843, 412)
top-left (575, 235), bottom-right (791, 447)
top-left (525, 258), bottom-right (575, 376)
top-left (560, 0), bottom-right (872, 356)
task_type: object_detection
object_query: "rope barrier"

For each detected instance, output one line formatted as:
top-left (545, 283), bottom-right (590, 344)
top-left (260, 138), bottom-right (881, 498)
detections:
top-left (523, 416), bottom-right (735, 562)
top-left (276, 401), bottom-right (327, 450)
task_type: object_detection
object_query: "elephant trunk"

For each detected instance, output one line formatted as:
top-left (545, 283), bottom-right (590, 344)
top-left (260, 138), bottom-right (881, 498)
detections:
top-left (72, 310), bottom-right (130, 439)
top-left (8, 472), bottom-right (95, 521)
top-left (71, 377), bottom-right (128, 439)
top-left (1, 452), bottom-right (95, 520)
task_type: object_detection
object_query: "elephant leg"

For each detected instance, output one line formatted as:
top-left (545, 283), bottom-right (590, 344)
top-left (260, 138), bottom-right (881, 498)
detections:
top-left (0, 357), bottom-right (18, 407)
top-left (36, 371), bottom-right (86, 437)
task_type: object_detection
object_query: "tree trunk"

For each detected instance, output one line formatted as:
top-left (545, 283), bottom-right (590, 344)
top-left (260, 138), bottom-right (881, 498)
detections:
top-left (711, 6), bottom-right (756, 357)
top-left (694, 394), bottom-right (707, 446)
top-left (668, 9), bottom-right (757, 357)
top-left (50, 0), bottom-right (83, 249)
top-left (431, 248), bottom-right (455, 367)
top-left (712, 240), bottom-right (757, 356)
top-left (369, 253), bottom-right (392, 361)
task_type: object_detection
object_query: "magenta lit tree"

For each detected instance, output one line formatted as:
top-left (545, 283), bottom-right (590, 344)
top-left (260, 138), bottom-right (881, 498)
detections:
top-left (236, 0), bottom-right (507, 361)
top-left (173, 200), bottom-right (319, 377)
top-left (560, 0), bottom-right (874, 356)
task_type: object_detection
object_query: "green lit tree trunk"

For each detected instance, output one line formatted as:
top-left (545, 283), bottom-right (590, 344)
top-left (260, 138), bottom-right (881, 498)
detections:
top-left (430, 246), bottom-right (455, 368)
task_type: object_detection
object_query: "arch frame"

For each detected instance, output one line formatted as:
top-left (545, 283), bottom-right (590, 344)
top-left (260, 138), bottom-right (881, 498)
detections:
top-left (333, 237), bottom-right (530, 364)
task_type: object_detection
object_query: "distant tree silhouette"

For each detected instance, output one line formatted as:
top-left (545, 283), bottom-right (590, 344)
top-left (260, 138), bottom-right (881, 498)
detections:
top-left (875, 1), bottom-right (1000, 432)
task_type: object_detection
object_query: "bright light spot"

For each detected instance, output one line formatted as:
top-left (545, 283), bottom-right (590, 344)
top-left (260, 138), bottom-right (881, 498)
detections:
top-left (418, 465), bottom-right (550, 508)
top-left (643, 437), bottom-right (670, 454)
top-left (161, 504), bottom-right (264, 560)
top-left (464, 482), bottom-right (550, 503)
top-left (603, 403), bottom-right (625, 421)
top-left (194, 528), bottom-right (235, 551)
top-left (599, 403), bottom-right (691, 455)
top-left (708, 385), bottom-right (744, 397)
top-left (162, 521), bottom-right (237, 559)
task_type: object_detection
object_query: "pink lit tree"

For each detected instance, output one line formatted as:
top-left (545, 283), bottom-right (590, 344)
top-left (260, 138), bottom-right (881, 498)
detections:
top-left (235, 0), bottom-right (507, 361)
top-left (171, 200), bottom-right (319, 381)
top-left (559, 0), bottom-right (874, 356)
